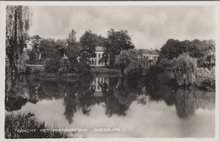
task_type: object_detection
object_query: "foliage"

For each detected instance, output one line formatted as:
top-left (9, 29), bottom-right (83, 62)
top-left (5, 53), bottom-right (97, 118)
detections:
top-left (159, 39), bottom-right (215, 69)
top-left (67, 29), bottom-right (77, 45)
top-left (28, 35), bottom-right (42, 63)
top-left (103, 29), bottom-right (135, 67)
top-left (80, 30), bottom-right (103, 58)
top-left (5, 113), bottom-right (69, 138)
top-left (114, 50), bottom-right (131, 75)
top-left (158, 58), bottom-right (172, 68)
top-left (44, 58), bottom-right (60, 73)
top-left (66, 30), bottom-right (80, 62)
top-left (199, 79), bottom-right (215, 92)
top-left (39, 38), bottom-right (63, 60)
top-left (125, 61), bottom-right (142, 81)
top-left (196, 67), bottom-right (215, 91)
top-left (198, 54), bottom-right (215, 69)
top-left (26, 49), bottom-right (36, 64)
top-left (144, 65), bottom-right (164, 88)
top-left (159, 39), bottom-right (184, 60)
top-left (172, 53), bottom-right (197, 86)
top-left (58, 30), bottom-right (81, 74)
top-left (114, 50), bottom-right (138, 75)
top-left (17, 50), bottom-right (29, 73)
top-left (77, 62), bottom-right (92, 77)
top-left (59, 58), bottom-right (71, 74)
top-left (6, 6), bottom-right (31, 75)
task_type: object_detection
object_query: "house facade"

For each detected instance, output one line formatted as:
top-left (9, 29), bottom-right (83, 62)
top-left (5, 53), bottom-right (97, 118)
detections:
top-left (137, 49), bottom-right (159, 67)
top-left (90, 46), bottom-right (105, 67)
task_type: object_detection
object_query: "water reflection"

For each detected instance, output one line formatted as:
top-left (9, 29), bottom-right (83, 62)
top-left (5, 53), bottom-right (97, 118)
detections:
top-left (145, 84), bottom-right (215, 119)
top-left (5, 74), bottom-right (215, 137)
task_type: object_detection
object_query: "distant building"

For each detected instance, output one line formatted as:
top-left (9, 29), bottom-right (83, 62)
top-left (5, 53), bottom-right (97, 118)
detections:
top-left (90, 46), bottom-right (105, 67)
top-left (137, 49), bottom-right (159, 67)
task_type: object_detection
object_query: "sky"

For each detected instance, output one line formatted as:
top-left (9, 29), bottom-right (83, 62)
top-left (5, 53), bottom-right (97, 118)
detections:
top-left (29, 5), bottom-right (216, 50)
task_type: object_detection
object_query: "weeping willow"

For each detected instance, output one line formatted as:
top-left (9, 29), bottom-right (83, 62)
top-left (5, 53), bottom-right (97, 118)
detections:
top-left (6, 6), bottom-right (31, 75)
top-left (172, 53), bottom-right (197, 86)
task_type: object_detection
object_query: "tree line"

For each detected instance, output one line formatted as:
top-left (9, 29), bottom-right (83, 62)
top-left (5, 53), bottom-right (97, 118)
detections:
top-left (27, 29), bottom-right (135, 74)
top-left (145, 39), bottom-right (215, 91)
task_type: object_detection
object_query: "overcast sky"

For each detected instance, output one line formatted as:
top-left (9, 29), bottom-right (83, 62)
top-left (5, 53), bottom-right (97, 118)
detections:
top-left (30, 5), bottom-right (216, 50)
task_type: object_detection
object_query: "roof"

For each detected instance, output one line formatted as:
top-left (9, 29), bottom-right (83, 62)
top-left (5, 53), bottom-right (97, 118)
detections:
top-left (95, 46), bottom-right (104, 52)
top-left (140, 49), bottom-right (159, 55)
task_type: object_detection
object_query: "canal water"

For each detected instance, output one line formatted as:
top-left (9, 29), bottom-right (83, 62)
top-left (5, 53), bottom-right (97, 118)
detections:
top-left (5, 75), bottom-right (215, 138)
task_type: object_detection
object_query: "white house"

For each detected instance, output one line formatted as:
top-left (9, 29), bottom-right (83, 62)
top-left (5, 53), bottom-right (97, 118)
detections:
top-left (137, 49), bottom-right (159, 67)
top-left (90, 46), bottom-right (105, 67)
top-left (142, 50), bottom-right (159, 62)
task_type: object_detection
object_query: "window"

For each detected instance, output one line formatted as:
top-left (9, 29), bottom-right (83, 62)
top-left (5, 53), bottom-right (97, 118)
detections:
top-left (98, 53), bottom-right (101, 58)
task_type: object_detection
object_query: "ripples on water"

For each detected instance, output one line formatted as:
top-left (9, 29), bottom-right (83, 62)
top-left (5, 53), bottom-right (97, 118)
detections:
top-left (5, 75), bottom-right (215, 138)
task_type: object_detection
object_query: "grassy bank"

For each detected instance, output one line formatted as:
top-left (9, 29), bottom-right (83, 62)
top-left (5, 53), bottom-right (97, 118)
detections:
top-left (27, 63), bottom-right (121, 78)
top-left (5, 113), bottom-right (71, 138)
top-left (91, 67), bottom-right (121, 76)
top-left (27, 73), bottom-right (78, 82)
top-left (28, 68), bottom-right (121, 80)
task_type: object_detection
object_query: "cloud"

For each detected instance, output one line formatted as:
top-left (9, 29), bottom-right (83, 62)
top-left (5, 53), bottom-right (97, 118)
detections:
top-left (30, 5), bottom-right (216, 50)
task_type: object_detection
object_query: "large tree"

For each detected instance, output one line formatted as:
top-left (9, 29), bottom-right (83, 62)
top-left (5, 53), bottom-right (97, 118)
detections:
top-left (27, 35), bottom-right (41, 63)
top-left (64, 30), bottom-right (81, 73)
top-left (104, 29), bottom-right (135, 67)
top-left (79, 30), bottom-right (103, 60)
top-left (172, 53), bottom-right (197, 86)
top-left (39, 38), bottom-right (62, 60)
top-left (114, 50), bottom-right (137, 76)
top-left (6, 6), bottom-right (31, 75)
top-left (159, 39), bottom-right (215, 69)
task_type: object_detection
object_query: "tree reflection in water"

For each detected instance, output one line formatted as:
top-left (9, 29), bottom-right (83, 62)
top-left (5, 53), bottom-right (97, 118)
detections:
top-left (5, 75), bottom-right (39, 111)
top-left (6, 74), bottom-right (215, 124)
top-left (145, 83), bottom-right (215, 119)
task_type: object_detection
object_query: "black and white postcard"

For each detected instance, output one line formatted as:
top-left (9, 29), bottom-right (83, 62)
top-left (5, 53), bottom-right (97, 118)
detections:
top-left (0, 1), bottom-right (219, 142)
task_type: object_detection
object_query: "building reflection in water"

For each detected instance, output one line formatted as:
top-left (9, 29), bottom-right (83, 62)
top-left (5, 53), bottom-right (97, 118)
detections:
top-left (5, 75), bottom-right (215, 122)
top-left (91, 77), bottom-right (109, 97)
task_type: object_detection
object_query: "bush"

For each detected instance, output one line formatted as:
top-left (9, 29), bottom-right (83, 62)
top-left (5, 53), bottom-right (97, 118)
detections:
top-left (44, 58), bottom-right (60, 73)
top-left (196, 67), bottom-right (215, 91)
top-left (5, 113), bottom-right (69, 138)
top-left (143, 65), bottom-right (163, 87)
top-left (125, 62), bottom-right (142, 80)
top-left (78, 62), bottom-right (92, 77)
top-left (199, 79), bottom-right (215, 92)
top-left (59, 58), bottom-right (78, 74)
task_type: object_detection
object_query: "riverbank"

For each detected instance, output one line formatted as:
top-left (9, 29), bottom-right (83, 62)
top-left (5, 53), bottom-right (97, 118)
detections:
top-left (91, 67), bottom-right (121, 76)
top-left (27, 73), bottom-right (78, 82)
top-left (28, 66), bottom-right (121, 78)
top-left (5, 113), bottom-right (71, 138)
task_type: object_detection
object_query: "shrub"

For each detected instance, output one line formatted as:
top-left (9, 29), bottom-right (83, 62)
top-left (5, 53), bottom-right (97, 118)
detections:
top-left (125, 62), bottom-right (142, 80)
top-left (5, 113), bottom-right (70, 138)
top-left (199, 79), bottom-right (215, 91)
top-left (143, 65), bottom-right (163, 87)
top-left (44, 58), bottom-right (60, 73)
top-left (196, 67), bottom-right (215, 91)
